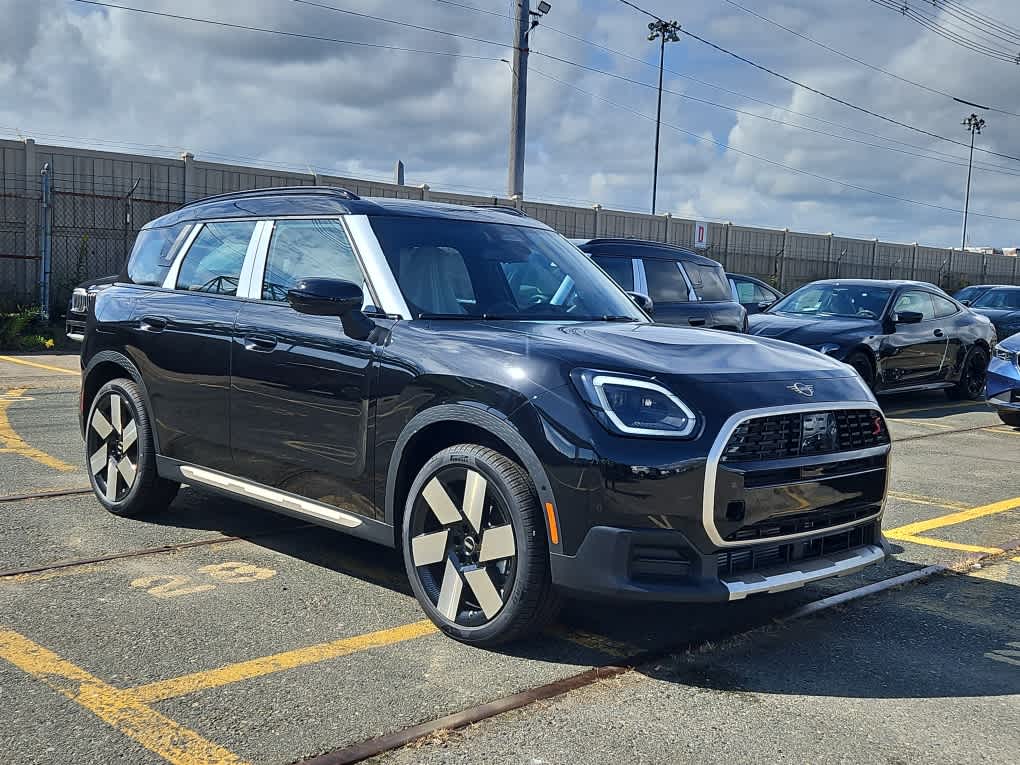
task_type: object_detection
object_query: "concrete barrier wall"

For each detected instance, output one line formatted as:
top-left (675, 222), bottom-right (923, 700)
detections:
top-left (1, 137), bottom-right (1018, 310)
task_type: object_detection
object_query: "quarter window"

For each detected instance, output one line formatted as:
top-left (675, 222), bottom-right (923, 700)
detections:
top-left (591, 256), bottom-right (635, 291)
top-left (733, 279), bottom-right (773, 304)
top-left (931, 293), bottom-right (959, 318)
top-left (261, 219), bottom-right (364, 302)
top-left (175, 221), bottom-right (256, 295)
top-left (893, 290), bottom-right (935, 321)
top-left (642, 259), bottom-right (690, 303)
top-left (683, 262), bottom-right (731, 302)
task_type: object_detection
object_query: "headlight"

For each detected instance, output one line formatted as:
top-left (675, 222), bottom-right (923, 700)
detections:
top-left (571, 370), bottom-right (697, 437)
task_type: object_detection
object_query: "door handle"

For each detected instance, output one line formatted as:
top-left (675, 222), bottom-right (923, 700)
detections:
top-left (688, 318), bottom-right (707, 327)
top-left (933, 328), bottom-right (944, 337)
top-left (139, 316), bottom-right (167, 333)
top-left (243, 334), bottom-right (278, 352)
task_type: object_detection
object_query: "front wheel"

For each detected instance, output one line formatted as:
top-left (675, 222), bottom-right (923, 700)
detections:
top-left (845, 351), bottom-right (875, 390)
top-left (999, 410), bottom-right (1020, 427)
top-left (85, 378), bottom-right (179, 516)
top-left (401, 444), bottom-right (560, 646)
top-left (947, 347), bottom-right (988, 401)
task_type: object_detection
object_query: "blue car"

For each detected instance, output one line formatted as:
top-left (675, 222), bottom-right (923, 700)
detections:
top-left (988, 333), bottom-right (1020, 427)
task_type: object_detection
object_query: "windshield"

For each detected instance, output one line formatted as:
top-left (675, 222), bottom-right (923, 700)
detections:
top-left (771, 283), bottom-right (892, 319)
top-left (684, 261), bottom-right (732, 302)
top-left (972, 288), bottom-right (1020, 310)
top-left (953, 286), bottom-right (984, 302)
top-left (369, 216), bottom-right (646, 321)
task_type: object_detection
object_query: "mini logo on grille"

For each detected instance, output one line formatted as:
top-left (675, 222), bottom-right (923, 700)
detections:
top-left (787, 382), bottom-right (814, 397)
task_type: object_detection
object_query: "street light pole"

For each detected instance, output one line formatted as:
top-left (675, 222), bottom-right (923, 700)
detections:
top-left (647, 19), bottom-right (680, 215)
top-left (961, 112), bottom-right (985, 252)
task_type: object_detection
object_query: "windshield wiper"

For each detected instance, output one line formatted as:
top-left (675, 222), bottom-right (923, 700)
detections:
top-left (416, 313), bottom-right (482, 320)
top-left (600, 315), bottom-right (640, 322)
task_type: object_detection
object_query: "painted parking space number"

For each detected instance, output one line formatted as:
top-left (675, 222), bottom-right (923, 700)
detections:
top-left (131, 561), bottom-right (277, 599)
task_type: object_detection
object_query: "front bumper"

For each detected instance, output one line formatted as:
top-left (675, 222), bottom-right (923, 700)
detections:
top-left (987, 356), bottom-right (1020, 411)
top-left (550, 522), bottom-right (888, 602)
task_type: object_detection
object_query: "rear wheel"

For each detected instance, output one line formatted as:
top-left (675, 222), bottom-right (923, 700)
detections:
top-left (947, 347), bottom-right (988, 401)
top-left (401, 444), bottom-right (560, 646)
top-left (845, 351), bottom-right (874, 390)
top-left (998, 410), bottom-right (1020, 427)
top-left (85, 378), bottom-right (179, 516)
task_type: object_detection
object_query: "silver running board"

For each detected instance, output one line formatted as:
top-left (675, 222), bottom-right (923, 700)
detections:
top-left (722, 544), bottom-right (886, 600)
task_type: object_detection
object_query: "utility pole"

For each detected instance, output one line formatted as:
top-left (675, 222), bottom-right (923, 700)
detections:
top-left (507, 2), bottom-right (552, 200)
top-left (961, 113), bottom-right (985, 252)
top-left (647, 19), bottom-right (681, 215)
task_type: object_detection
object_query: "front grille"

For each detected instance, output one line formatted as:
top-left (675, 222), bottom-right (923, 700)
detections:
top-left (724, 505), bottom-right (879, 542)
top-left (722, 409), bottom-right (889, 463)
top-left (717, 521), bottom-right (877, 576)
top-left (70, 289), bottom-right (88, 313)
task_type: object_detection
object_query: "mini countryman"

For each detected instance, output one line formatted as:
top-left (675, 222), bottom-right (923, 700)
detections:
top-left (78, 187), bottom-right (891, 645)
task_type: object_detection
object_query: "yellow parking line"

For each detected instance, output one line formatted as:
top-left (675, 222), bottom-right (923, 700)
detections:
top-left (886, 418), bottom-right (954, 430)
top-left (130, 620), bottom-right (437, 703)
top-left (986, 427), bottom-right (1020, 436)
top-left (888, 534), bottom-right (1003, 555)
top-left (885, 495), bottom-right (1020, 538)
top-left (887, 492), bottom-right (970, 511)
top-left (0, 628), bottom-right (248, 765)
top-left (0, 388), bottom-right (77, 472)
top-left (0, 355), bottom-right (79, 376)
top-left (883, 400), bottom-right (986, 417)
top-left (553, 627), bottom-right (634, 658)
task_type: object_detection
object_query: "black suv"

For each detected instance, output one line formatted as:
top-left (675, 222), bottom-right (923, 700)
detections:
top-left (575, 239), bottom-right (747, 331)
top-left (79, 188), bottom-right (890, 645)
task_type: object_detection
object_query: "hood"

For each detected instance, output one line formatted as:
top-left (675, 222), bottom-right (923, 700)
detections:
top-left (421, 319), bottom-right (857, 383)
top-left (747, 312), bottom-right (879, 350)
top-left (972, 307), bottom-right (1020, 336)
top-left (997, 330), bottom-right (1020, 352)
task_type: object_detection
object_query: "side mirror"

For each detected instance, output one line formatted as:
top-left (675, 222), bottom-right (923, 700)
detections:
top-left (287, 278), bottom-right (373, 340)
top-left (626, 291), bottom-right (654, 317)
top-left (894, 310), bottom-right (924, 324)
top-left (960, 299), bottom-right (972, 306)
top-left (757, 301), bottom-right (774, 312)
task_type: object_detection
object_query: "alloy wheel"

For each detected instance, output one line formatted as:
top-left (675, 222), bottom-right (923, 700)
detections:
top-left (964, 352), bottom-right (987, 398)
top-left (87, 392), bottom-right (139, 503)
top-left (409, 466), bottom-right (518, 627)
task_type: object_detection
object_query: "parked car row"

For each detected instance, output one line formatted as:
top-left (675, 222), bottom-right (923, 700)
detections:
top-left (73, 189), bottom-right (894, 645)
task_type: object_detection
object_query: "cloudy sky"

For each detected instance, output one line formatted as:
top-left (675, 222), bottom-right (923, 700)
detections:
top-left (3, 0), bottom-right (1020, 247)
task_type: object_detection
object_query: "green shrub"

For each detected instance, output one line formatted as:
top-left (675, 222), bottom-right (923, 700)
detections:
top-left (0, 308), bottom-right (55, 351)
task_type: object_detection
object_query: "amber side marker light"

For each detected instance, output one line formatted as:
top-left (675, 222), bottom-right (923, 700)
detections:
top-left (544, 502), bottom-right (560, 545)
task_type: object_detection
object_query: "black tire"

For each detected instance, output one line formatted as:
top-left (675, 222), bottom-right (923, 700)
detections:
top-left (998, 410), bottom-right (1020, 428)
top-left (845, 351), bottom-right (874, 390)
top-left (85, 378), bottom-right (179, 517)
top-left (947, 346), bottom-right (988, 401)
top-left (401, 444), bottom-right (561, 646)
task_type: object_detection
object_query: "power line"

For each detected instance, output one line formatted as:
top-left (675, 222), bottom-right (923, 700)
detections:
top-left (612, 2), bottom-right (1020, 162)
top-left (288, 0), bottom-right (507, 48)
top-left (426, 0), bottom-right (1020, 169)
top-left (69, 0), bottom-right (503, 60)
top-left (529, 51), bottom-right (1020, 179)
top-left (868, 0), bottom-right (1020, 64)
top-left (720, 0), bottom-right (1020, 117)
top-left (529, 64), bottom-right (1020, 223)
top-left (940, 0), bottom-right (1020, 40)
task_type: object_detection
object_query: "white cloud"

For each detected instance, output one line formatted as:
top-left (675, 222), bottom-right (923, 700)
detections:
top-left (3, 0), bottom-right (1020, 247)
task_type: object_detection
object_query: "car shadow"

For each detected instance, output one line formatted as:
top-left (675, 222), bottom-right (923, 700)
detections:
top-left (132, 485), bottom-right (1016, 692)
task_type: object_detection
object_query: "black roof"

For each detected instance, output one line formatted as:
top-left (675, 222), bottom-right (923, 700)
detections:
top-left (144, 187), bottom-right (550, 229)
top-left (578, 238), bottom-right (722, 266)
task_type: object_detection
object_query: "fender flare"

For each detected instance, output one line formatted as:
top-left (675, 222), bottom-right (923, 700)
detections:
top-left (81, 350), bottom-right (160, 452)
top-left (384, 403), bottom-right (556, 529)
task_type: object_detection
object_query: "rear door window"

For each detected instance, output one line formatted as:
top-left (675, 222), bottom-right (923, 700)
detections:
top-left (893, 290), bottom-right (936, 321)
top-left (641, 259), bottom-right (690, 303)
top-left (175, 221), bottom-right (257, 295)
top-left (591, 256), bottom-right (634, 291)
top-left (683, 262), bottom-right (731, 302)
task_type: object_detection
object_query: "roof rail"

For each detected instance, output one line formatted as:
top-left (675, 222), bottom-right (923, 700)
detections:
top-left (472, 205), bottom-right (529, 218)
top-left (179, 186), bottom-right (360, 209)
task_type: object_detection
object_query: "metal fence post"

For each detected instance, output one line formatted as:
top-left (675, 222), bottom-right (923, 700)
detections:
top-left (1013, 255), bottom-right (1019, 285)
top-left (911, 243), bottom-right (918, 280)
top-left (724, 222), bottom-right (731, 267)
top-left (180, 152), bottom-right (195, 204)
top-left (870, 238), bottom-right (879, 279)
top-left (420, 183), bottom-right (430, 201)
top-left (825, 233), bottom-right (834, 278)
top-left (662, 212), bottom-right (671, 243)
top-left (593, 204), bottom-right (602, 238)
top-left (38, 163), bottom-right (52, 320)
top-left (777, 228), bottom-right (789, 291)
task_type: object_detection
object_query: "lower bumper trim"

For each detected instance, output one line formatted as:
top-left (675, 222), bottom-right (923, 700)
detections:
top-left (722, 544), bottom-right (886, 600)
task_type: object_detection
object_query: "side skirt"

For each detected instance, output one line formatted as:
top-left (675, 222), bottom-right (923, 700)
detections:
top-left (156, 456), bottom-right (395, 547)
top-left (877, 381), bottom-right (954, 395)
